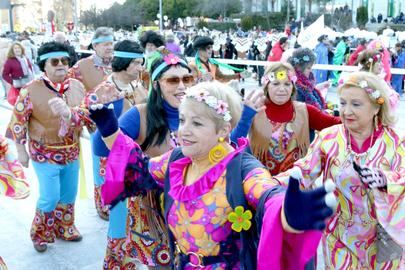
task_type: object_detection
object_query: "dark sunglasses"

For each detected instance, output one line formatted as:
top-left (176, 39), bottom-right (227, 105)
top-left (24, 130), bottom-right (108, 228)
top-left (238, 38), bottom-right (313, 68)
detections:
top-left (49, 57), bottom-right (70, 67)
top-left (161, 75), bottom-right (195, 85)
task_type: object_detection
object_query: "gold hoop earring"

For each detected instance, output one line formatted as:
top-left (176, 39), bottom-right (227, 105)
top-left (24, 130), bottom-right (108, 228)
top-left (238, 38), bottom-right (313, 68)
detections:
top-left (208, 137), bottom-right (226, 164)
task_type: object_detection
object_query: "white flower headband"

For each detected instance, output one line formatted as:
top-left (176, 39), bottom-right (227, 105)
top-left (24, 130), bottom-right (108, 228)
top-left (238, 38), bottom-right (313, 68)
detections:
top-left (339, 78), bottom-right (385, 105)
top-left (186, 90), bottom-right (232, 122)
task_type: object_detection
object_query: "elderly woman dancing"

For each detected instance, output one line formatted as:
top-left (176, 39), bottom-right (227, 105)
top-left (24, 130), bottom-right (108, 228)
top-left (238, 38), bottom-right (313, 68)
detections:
top-left (89, 81), bottom-right (337, 269)
top-left (276, 71), bottom-right (404, 269)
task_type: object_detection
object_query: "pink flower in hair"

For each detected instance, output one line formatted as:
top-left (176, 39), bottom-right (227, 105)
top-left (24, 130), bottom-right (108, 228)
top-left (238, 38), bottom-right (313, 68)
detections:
top-left (163, 53), bottom-right (180, 65)
top-left (338, 79), bottom-right (344, 85)
top-left (365, 88), bottom-right (374, 94)
top-left (216, 100), bottom-right (229, 114)
top-left (288, 71), bottom-right (297, 83)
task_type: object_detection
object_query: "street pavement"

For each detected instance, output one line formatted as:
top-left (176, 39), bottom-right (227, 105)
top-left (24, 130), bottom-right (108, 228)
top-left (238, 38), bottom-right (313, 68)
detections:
top-left (0, 79), bottom-right (404, 270)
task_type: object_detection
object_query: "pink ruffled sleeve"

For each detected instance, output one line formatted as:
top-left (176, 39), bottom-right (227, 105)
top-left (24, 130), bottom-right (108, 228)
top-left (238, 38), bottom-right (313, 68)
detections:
top-left (258, 195), bottom-right (322, 270)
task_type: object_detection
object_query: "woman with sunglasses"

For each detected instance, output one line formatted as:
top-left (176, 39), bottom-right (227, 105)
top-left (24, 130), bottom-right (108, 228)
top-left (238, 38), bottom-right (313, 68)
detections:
top-left (68, 27), bottom-right (115, 221)
top-left (5, 41), bottom-right (94, 253)
top-left (92, 52), bottom-right (195, 269)
top-left (87, 39), bottom-right (147, 269)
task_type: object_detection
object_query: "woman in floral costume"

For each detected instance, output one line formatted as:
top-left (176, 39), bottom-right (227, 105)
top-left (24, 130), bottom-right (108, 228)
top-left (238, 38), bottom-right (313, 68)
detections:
top-left (89, 81), bottom-right (337, 269)
top-left (230, 62), bottom-right (340, 175)
top-left (276, 72), bottom-right (404, 269)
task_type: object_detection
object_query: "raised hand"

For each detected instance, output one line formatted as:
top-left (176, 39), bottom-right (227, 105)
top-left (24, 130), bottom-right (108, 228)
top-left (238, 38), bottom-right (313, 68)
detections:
top-left (89, 103), bottom-right (118, 137)
top-left (243, 89), bottom-right (266, 113)
top-left (284, 169), bottom-right (336, 231)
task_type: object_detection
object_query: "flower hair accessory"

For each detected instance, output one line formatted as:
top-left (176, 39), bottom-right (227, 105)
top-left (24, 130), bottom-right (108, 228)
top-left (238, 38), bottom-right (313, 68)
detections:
top-left (151, 53), bottom-right (188, 81)
top-left (368, 54), bottom-right (381, 63)
top-left (164, 53), bottom-right (181, 65)
top-left (342, 78), bottom-right (385, 105)
top-left (186, 89), bottom-right (232, 122)
top-left (261, 69), bottom-right (296, 85)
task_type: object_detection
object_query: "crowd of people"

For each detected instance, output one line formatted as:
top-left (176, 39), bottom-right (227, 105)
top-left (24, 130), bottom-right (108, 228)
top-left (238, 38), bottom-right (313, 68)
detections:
top-left (0, 23), bottom-right (404, 270)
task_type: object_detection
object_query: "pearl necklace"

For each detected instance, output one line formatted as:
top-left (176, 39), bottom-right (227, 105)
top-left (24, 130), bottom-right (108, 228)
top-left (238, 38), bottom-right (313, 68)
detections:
top-left (347, 130), bottom-right (374, 160)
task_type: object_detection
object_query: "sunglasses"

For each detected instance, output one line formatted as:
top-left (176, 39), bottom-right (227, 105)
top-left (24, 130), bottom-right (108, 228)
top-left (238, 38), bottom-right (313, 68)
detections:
top-left (161, 75), bottom-right (195, 85)
top-left (49, 57), bottom-right (70, 67)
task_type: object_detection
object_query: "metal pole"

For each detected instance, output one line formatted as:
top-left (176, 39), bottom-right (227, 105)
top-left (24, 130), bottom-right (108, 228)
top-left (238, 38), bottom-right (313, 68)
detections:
top-left (159, 0), bottom-right (163, 32)
top-left (9, 5), bottom-right (14, 32)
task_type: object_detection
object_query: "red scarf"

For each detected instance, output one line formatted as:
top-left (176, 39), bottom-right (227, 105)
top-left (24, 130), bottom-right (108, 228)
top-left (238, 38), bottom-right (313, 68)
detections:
top-left (42, 74), bottom-right (70, 95)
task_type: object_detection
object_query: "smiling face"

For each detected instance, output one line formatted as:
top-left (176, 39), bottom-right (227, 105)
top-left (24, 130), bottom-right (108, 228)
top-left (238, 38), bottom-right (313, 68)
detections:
top-left (158, 66), bottom-right (194, 108)
top-left (339, 86), bottom-right (379, 135)
top-left (178, 100), bottom-right (230, 159)
top-left (13, 44), bottom-right (23, 57)
top-left (266, 74), bottom-right (293, 105)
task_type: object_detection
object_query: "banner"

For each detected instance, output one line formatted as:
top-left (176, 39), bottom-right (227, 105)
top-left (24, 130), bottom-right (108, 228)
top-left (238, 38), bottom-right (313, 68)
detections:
top-left (297, 15), bottom-right (325, 49)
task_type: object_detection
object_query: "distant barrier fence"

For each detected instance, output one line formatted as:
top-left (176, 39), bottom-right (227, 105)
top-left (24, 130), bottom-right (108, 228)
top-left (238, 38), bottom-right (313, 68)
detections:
top-left (76, 50), bottom-right (405, 75)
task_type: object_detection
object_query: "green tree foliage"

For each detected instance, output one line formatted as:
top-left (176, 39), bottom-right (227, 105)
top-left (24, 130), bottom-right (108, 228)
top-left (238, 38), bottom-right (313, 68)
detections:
top-left (79, 0), bottom-right (242, 29)
top-left (356, 6), bottom-right (368, 28)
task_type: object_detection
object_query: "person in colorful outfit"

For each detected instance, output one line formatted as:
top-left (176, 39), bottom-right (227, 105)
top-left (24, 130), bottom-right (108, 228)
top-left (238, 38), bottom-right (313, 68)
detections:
top-left (231, 62), bottom-right (340, 176)
top-left (188, 36), bottom-right (251, 83)
top-left (288, 48), bottom-right (329, 111)
top-left (367, 40), bottom-right (392, 83)
top-left (347, 39), bottom-right (367, 66)
top-left (139, 30), bottom-right (166, 89)
top-left (0, 135), bottom-right (30, 270)
top-left (92, 52), bottom-right (195, 268)
top-left (89, 81), bottom-right (338, 269)
top-left (5, 42), bottom-right (94, 252)
top-left (68, 27), bottom-right (114, 220)
top-left (356, 49), bottom-right (400, 113)
top-left (275, 71), bottom-right (404, 269)
top-left (87, 40), bottom-right (147, 269)
top-left (313, 35), bottom-right (330, 84)
top-left (331, 36), bottom-right (349, 86)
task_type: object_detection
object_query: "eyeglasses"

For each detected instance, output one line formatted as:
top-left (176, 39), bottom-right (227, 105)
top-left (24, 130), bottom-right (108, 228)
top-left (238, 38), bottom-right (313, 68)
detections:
top-left (160, 75), bottom-right (195, 86)
top-left (49, 57), bottom-right (70, 66)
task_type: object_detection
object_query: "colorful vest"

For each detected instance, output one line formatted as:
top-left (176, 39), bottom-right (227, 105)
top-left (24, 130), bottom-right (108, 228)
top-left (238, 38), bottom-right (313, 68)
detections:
top-left (27, 79), bottom-right (85, 144)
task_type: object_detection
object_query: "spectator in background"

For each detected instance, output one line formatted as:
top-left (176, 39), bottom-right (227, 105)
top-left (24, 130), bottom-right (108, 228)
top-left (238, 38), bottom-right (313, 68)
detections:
top-left (391, 42), bottom-right (405, 97)
top-left (2, 42), bottom-right (34, 105)
top-left (332, 36), bottom-right (349, 85)
top-left (313, 35), bottom-right (329, 84)
top-left (377, 13), bottom-right (383, 23)
top-left (165, 33), bottom-right (181, 55)
top-left (267, 37), bottom-right (288, 62)
top-left (348, 38), bottom-right (367, 66)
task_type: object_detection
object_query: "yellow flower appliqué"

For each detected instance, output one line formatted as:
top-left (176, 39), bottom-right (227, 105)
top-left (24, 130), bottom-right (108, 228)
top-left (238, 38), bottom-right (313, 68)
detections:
top-left (228, 206), bottom-right (252, 232)
top-left (276, 70), bottom-right (287, 81)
